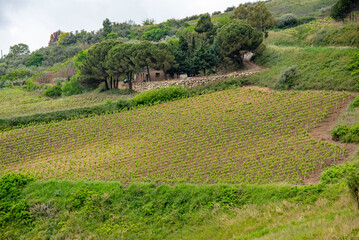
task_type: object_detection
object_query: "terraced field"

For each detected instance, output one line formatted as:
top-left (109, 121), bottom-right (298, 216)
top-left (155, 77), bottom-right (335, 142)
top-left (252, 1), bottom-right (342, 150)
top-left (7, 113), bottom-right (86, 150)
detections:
top-left (0, 88), bottom-right (353, 184)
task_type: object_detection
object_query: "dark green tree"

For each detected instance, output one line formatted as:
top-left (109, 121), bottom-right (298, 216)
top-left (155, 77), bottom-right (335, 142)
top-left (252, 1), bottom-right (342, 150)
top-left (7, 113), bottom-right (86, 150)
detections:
top-left (153, 43), bottom-right (177, 80)
top-left (216, 20), bottom-right (263, 67)
top-left (132, 41), bottom-right (156, 81)
top-left (331, 0), bottom-right (359, 21)
top-left (192, 42), bottom-right (219, 75)
top-left (78, 39), bottom-right (122, 90)
top-left (195, 14), bottom-right (214, 34)
top-left (102, 18), bottom-right (112, 38)
top-left (106, 43), bottom-right (138, 90)
top-left (25, 53), bottom-right (44, 67)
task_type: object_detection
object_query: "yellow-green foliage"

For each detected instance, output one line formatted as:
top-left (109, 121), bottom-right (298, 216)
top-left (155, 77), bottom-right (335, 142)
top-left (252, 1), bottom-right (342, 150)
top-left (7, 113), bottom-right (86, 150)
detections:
top-left (0, 88), bottom-right (351, 184)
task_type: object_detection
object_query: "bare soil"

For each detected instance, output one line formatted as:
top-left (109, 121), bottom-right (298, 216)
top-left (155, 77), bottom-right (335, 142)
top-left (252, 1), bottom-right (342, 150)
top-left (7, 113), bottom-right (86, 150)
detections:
top-left (305, 96), bottom-right (359, 184)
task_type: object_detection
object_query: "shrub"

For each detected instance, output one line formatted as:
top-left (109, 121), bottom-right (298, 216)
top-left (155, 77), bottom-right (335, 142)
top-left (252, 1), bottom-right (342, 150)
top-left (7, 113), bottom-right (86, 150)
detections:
top-left (347, 165), bottom-right (359, 209)
top-left (62, 76), bottom-right (83, 96)
top-left (133, 86), bottom-right (187, 106)
top-left (332, 124), bottom-right (349, 140)
top-left (351, 96), bottom-right (359, 108)
top-left (275, 66), bottom-right (299, 90)
top-left (44, 83), bottom-right (62, 98)
top-left (321, 163), bottom-right (357, 184)
top-left (277, 14), bottom-right (298, 28)
top-left (0, 174), bottom-right (34, 226)
top-left (25, 78), bottom-right (37, 91)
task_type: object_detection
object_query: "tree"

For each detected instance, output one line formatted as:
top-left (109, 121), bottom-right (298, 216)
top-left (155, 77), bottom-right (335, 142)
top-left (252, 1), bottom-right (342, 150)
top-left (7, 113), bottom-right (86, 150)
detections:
top-left (142, 18), bottom-right (155, 25)
top-left (78, 39), bottom-right (122, 90)
top-left (192, 42), bottom-right (219, 75)
top-left (232, 2), bottom-right (276, 33)
top-left (153, 43), bottom-right (177, 80)
top-left (25, 53), bottom-right (44, 67)
top-left (102, 18), bottom-right (112, 38)
top-left (9, 44), bottom-right (30, 56)
top-left (106, 32), bottom-right (119, 39)
top-left (331, 0), bottom-right (359, 21)
top-left (195, 14), bottom-right (214, 34)
top-left (216, 20), bottom-right (262, 67)
top-left (106, 43), bottom-right (138, 90)
top-left (132, 41), bottom-right (156, 81)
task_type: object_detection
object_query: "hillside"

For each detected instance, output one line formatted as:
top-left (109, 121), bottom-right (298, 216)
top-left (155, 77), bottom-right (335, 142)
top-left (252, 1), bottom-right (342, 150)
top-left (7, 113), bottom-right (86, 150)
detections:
top-left (1, 0), bottom-right (359, 239)
top-left (266, 0), bottom-right (337, 18)
top-left (267, 18), bottom-right (359, 47)
top-left (247, 45), bottom-right (358, 91)
top-left (0, 88), bottom-right (354, 184)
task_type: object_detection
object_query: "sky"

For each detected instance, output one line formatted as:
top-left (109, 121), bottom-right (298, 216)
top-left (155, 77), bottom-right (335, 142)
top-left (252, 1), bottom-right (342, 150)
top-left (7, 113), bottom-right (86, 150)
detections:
top-left (0, 0), bottom-right (254, 55)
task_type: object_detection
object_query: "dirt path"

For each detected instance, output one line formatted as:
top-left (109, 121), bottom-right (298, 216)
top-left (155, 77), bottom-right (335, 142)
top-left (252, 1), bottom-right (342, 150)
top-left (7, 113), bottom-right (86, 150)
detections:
top-left (304, 97), bottom-right (359, 184)
top-left (243, 52), bottom-right (262, 71)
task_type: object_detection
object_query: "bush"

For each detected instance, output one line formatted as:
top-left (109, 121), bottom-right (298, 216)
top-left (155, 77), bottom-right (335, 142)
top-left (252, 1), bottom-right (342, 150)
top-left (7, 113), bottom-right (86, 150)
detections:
top-left (44, 83), bottom-right (62, 98)
top-left (274, 66), bottom-right (299, 90)
top-left (26, 78), bottom-right (37, 91)
top-left (0, 174), bottom-right (34, 226)
top-left (133, 86), bottom-right (187, 106)
top-left (321, 163), bottom-right (357, 184)
top-left (277, 14), bottom-right (298, 29)
top-left (332, 124), bottom-right (349, 140)
top-left (62, 76), bottom-right (83, 96)
top-left (347, 165), bottom-right (359, 209)
top-left (351, 96), bottom-right (359, 108)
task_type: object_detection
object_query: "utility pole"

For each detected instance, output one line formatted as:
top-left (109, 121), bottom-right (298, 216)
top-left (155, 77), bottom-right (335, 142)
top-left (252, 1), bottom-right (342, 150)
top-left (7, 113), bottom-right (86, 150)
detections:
top-left (0, 50), bottom-right (3, 59)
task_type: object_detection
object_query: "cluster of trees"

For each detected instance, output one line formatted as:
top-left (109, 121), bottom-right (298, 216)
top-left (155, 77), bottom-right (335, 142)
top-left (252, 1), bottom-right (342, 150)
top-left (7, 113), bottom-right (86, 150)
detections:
top-left (331, 0), bottom-right (359, 21)
top-left (79, 15), bottom-right (264, 91)
top-left (79, 40), bottom-right (176, 90)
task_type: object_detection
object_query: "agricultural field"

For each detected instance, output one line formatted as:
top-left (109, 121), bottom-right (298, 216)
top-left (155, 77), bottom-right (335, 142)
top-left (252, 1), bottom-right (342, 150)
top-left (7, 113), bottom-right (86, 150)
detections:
top-left (0, 88), bottom-right (133, 118)
top-left (0, 87), bottom-right (354, 184)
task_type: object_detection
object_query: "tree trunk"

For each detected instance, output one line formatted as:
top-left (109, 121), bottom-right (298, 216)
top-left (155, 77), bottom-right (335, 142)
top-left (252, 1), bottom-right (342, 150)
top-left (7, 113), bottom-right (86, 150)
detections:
top-left (203, 68), bottom-right (206, 76)
top-left (110, 76), bottom-right (113, 89)
top-left (163, 70), bottom-right (167, 80)
top-left (147, 65), bottom-right (151, 82)
top-left (104, 78), bottom-right (109, 90)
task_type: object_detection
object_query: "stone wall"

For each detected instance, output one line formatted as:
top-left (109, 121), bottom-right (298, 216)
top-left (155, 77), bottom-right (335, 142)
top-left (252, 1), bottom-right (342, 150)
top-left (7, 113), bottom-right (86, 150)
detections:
top-left (118, 70), bottom-right (261, 93)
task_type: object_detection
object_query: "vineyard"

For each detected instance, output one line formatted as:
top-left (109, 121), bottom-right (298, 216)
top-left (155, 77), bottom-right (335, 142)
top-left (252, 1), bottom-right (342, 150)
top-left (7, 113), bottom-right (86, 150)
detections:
top-left (0, 88), bottom-right (130, 118)
top-left (0, 88), bottom-right (353, 184)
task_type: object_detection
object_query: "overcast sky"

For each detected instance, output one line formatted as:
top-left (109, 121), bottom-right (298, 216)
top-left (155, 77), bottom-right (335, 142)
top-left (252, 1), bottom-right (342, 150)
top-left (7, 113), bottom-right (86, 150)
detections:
top-left (0, 0), bottom-right (256, 55)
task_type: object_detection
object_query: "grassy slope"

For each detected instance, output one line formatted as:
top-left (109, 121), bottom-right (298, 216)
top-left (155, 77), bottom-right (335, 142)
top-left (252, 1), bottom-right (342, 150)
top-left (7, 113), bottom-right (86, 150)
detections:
top-left (0, 88), bottom-right (134, 118)
top-left (267, 18), bottom-right (359, 47)
top-left (2, 178), bottom-right (359, 239)
top-left (248, 45), bottom-right (358, 91)
top-left (266, 0), bottom-right (336, 18)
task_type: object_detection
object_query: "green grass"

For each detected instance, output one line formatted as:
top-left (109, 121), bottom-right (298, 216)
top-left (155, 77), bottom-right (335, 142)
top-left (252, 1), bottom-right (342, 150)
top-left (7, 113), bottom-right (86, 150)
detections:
top-left (248, 45), bottom-right (358, 91)
top-left (266, 0), bottom-right (336, 18)
top-left (267, 18), bottom-right (359, 47)
top-left (2, 174), bottom-right (359, 240)
top-left (0, 87), bottom-right (134, 119)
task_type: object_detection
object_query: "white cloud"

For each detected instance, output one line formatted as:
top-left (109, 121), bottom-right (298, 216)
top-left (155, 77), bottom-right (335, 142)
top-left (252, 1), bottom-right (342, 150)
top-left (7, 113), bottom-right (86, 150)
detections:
top-left (0, 0), bottom-right (253, 55)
